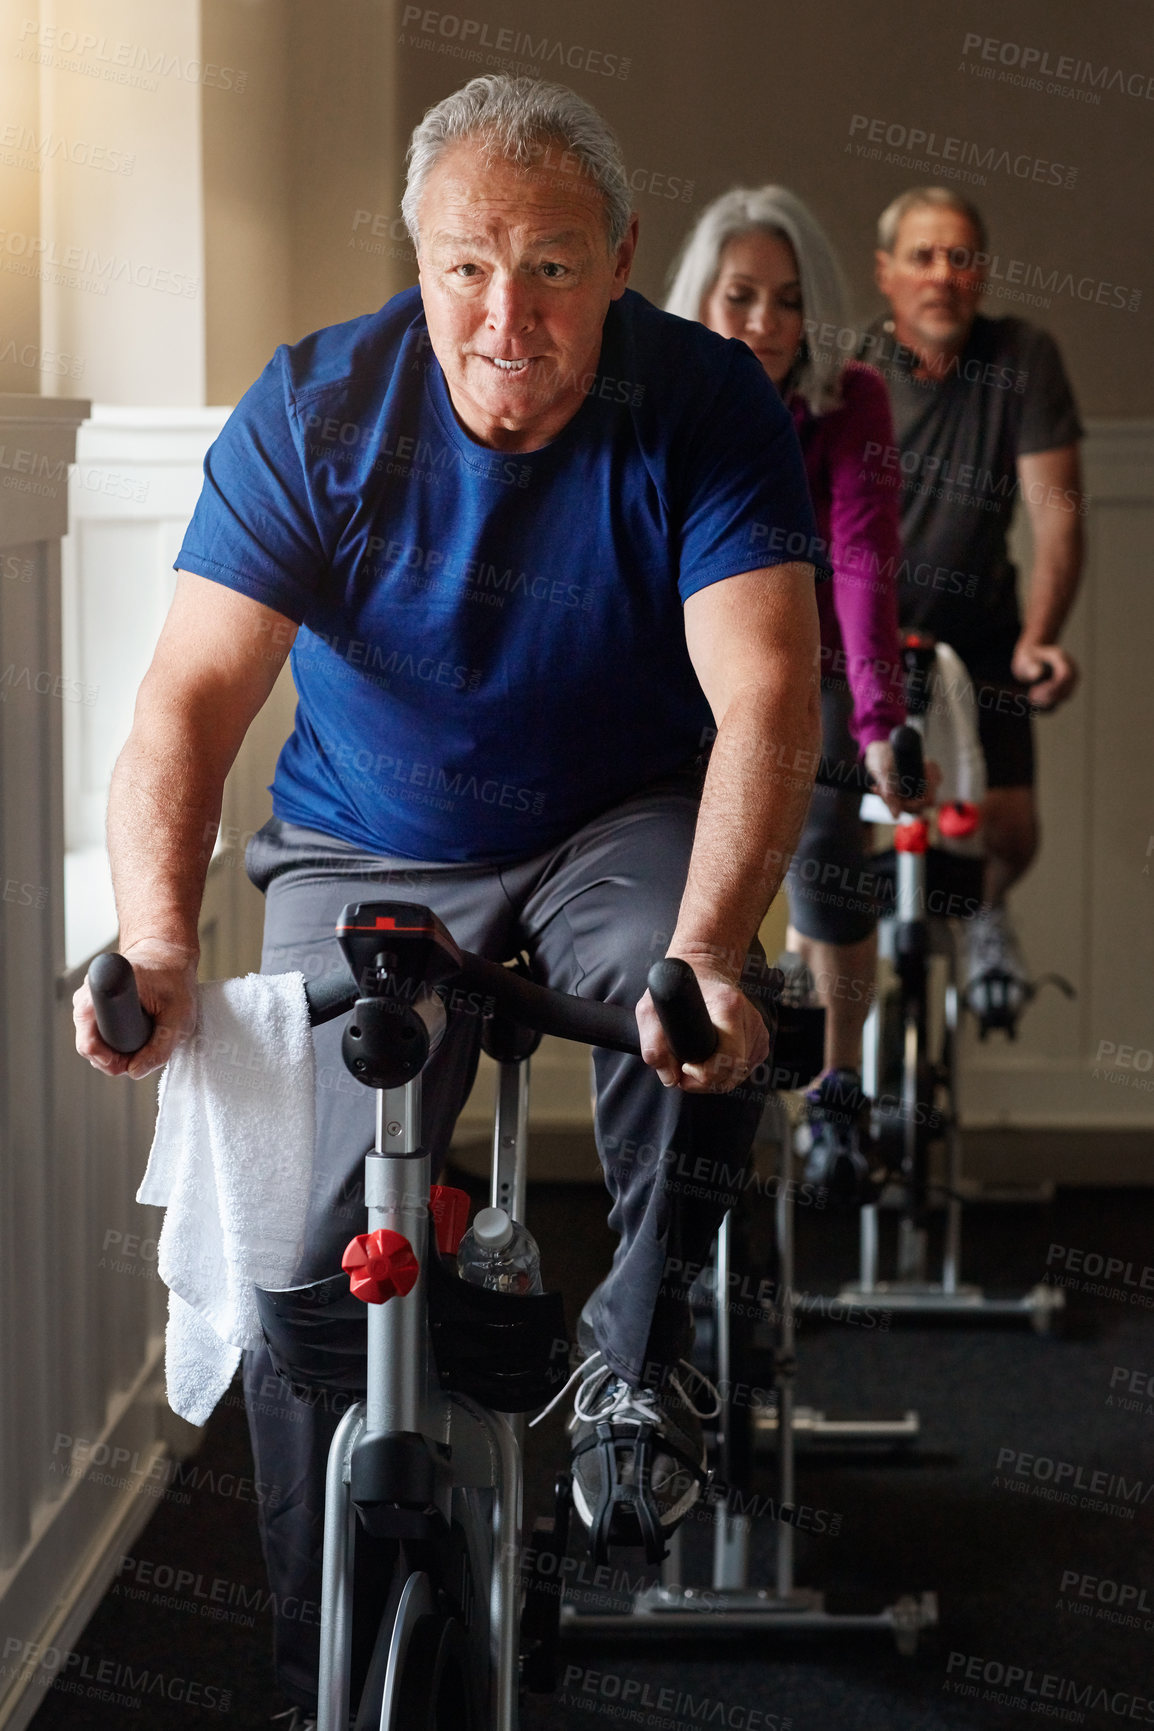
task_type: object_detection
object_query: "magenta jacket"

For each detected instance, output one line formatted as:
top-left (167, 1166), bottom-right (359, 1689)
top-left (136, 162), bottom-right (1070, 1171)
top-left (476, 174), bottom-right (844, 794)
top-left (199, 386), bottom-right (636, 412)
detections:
top-left (790, 362), bottom-right (906, 750)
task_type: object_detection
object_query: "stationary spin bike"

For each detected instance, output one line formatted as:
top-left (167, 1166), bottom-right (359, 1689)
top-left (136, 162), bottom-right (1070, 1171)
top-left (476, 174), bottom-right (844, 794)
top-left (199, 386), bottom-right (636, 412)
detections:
top-left (90, 903), bottom-right (732, 1729)
top-left (826, 635), bottom-right (1067, 1329)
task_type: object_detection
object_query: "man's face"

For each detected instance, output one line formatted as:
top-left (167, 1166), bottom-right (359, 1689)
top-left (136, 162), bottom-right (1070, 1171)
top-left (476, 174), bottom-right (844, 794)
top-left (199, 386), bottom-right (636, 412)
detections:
top-left (417, 137), bottom-right (637, 452)
top-left (875, 205), bottom-right (986, 352)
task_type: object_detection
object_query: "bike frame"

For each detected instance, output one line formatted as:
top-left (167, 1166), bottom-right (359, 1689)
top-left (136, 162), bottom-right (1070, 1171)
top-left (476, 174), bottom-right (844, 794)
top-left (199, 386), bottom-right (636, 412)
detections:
top-left (843, 648), bottom-right (1063, 1328)
top-left (316, 1068), bottom-right (529, 1731)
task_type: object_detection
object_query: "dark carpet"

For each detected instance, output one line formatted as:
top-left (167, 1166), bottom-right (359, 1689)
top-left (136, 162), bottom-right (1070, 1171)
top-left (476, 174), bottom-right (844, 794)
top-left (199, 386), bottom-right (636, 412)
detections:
top-left (31, 1171), bottom-right (1154, 1731)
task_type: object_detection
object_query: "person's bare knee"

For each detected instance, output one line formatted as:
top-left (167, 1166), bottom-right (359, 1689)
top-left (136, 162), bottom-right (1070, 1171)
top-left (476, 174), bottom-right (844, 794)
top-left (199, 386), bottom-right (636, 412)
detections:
top-left (785, 925), bottom-right (876, 1073)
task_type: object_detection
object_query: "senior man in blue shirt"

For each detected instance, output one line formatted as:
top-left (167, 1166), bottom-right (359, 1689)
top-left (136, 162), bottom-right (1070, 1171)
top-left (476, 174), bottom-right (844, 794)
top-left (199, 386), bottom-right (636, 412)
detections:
top-left (76, 75), bottom-right (822, 1714)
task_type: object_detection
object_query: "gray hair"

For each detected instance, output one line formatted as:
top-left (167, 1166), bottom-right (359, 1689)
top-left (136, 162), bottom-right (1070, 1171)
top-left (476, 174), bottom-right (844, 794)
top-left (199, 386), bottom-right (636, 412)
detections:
top-left (876, 186), bottom-right (988, 256)
top-left (665, 186), bottom-right (850, 416)
top-left (402, 74), bottom-right (631, 252)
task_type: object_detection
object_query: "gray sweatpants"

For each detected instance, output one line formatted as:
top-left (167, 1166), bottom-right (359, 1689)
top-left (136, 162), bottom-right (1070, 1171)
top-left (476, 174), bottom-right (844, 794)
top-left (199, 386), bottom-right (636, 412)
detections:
top-left (240, 773), bottom-right (768, 1705)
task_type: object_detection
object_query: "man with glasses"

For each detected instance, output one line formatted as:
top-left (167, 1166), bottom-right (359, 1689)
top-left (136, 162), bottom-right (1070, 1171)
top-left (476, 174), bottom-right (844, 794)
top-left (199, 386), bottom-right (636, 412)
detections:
top-left (863, 187), bottom-right (1084, 1025)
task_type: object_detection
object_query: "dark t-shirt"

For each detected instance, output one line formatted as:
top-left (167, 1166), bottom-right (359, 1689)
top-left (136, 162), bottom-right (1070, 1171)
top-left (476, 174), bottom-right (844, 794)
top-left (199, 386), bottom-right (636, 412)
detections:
top-left (860, 314), bottom-right (1082, 667)
top-left (176, 286), bottom-right (821, 862)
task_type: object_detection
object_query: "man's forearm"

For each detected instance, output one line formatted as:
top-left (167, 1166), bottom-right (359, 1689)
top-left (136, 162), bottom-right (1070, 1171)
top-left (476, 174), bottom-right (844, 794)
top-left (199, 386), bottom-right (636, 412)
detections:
top-left (1021, 533), bottom-right (1083, 646)
top-left (107, 703), bottom-right (230, 958)
top-left (670, 681), bottom-right (821, 977)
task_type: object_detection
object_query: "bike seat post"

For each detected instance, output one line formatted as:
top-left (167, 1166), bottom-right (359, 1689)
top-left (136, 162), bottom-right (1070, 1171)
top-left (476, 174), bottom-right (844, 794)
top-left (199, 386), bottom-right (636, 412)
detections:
top-left (491, 1057), bottom-right (530, 1224)
top-left (482, 997), bottom-right (542, 1225)
top-left (490, 1053), bottom-right (534, 1468)
top-left (365, 1078), bottom-right (429, 1437)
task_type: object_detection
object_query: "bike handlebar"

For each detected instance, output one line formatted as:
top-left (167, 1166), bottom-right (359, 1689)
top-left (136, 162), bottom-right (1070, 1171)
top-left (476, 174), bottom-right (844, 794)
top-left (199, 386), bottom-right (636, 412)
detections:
top-left (87, 944), bottom-right (723, 1067)
top-left (889, 723), bottom-right (926, 802)
top-left (646, 958), bottom-right (719, 1063)
top-left (88, 952), bottom-right (156, 1054)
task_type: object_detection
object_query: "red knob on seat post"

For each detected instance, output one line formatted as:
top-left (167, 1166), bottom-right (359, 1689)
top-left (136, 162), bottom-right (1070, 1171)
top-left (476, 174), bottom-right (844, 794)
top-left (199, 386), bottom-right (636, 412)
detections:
top-left (894, 819), bottom-right (930, 855)
top-left (342, 1229), bottom-right (419, 1304)
top-left (938, 800), bottom-right (981, 840)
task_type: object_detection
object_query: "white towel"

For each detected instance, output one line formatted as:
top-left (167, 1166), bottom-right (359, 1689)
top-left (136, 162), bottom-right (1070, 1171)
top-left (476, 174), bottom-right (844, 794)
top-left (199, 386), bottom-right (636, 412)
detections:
top-left (137, 972), bottom-right (316, 1425)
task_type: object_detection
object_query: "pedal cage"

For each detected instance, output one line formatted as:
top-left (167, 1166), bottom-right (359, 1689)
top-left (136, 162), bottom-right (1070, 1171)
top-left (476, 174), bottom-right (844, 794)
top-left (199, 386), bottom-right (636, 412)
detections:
top-left (966, 966), bottom-right (1026, 1040)
top-left (573, 1418), bottom-right (705, 1569)
top-left (967, 967), bottom-right (1075, 1041)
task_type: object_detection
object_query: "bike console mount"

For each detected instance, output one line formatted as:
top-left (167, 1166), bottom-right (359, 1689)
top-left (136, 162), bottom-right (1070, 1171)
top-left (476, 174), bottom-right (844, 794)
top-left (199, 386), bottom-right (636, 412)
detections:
top-left (335, 902), bottom-right (462, 1089)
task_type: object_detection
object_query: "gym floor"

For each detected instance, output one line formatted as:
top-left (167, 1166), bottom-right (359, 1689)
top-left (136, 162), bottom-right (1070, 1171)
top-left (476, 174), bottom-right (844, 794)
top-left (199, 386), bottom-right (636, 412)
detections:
top-left (30, 1164), bottom-right (1153, 1731)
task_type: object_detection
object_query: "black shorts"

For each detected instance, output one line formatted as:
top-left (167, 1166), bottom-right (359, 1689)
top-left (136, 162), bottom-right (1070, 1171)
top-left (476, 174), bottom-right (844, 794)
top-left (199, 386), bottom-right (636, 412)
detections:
top-left (966, 651), bottom-right (1036, 791)
top-left (786, 681), bottom-right (879, 947)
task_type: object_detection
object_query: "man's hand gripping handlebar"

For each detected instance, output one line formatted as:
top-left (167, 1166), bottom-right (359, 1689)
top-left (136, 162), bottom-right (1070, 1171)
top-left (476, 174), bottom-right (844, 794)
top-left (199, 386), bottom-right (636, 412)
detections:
top-left (73, 939), bottom-right (199, 1080)
top-left (79, 903), bottom-right (764, 1094)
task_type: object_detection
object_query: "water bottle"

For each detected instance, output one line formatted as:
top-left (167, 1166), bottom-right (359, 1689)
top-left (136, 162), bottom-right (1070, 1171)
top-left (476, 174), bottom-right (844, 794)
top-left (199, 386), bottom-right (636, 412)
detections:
top-left (456, 1206), bottom-right (543, 1296)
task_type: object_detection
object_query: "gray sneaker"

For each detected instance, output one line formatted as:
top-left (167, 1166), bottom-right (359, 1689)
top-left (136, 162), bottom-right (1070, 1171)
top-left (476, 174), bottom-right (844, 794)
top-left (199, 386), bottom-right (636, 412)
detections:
top-left (963, 905), bottom-right (1029, 1035)
top-left (775, 949), bottom-right (816, 1008)
top-left (533, 1350), bottom-right (718, 1564)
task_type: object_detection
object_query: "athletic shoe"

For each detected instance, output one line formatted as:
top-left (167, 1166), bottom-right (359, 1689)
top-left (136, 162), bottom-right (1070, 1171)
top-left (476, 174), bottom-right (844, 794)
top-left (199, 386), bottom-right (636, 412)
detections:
top-left (796, 1067), bottom-right (876, 1207)
top-left (775, 949), bottom-right (816, 1008)
top-left (963, 904), bottom-right (1029, 1035)
top-left (531, 1349), bottom-right (719, 1565)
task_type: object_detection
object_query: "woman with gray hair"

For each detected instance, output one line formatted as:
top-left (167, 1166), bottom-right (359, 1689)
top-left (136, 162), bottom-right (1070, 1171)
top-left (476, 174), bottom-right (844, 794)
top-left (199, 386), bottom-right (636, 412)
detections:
top-left (669, 187), bottom-right (921, 1198)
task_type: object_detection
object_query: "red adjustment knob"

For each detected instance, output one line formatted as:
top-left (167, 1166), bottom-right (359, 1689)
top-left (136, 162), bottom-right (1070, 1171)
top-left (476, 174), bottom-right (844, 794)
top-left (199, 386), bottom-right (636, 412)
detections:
top-left (342, 1229), bottom-right (419, 1305)
top-left (938, 799), bottom-right (981, 840)
top-left (894, 819), bottom-right (930, 855)
top-left (429, 1185), bottom-right (471, 1257)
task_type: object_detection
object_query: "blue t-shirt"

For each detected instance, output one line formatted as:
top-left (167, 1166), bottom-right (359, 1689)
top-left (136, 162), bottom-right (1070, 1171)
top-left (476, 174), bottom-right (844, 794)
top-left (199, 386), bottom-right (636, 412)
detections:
top-left (176, 286), bottom-right (822, 863)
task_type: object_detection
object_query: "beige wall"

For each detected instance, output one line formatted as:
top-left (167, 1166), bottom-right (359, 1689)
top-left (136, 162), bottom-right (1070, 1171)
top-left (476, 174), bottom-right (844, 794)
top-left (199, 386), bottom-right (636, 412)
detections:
top-left (28, 0), bottom-right (206, 405)
top-left (201, 0), bottom-right (406, 403)
top-left (201, 0), bottom-right (291, 406)
top-left (0, 9), bottom-right (43, 392)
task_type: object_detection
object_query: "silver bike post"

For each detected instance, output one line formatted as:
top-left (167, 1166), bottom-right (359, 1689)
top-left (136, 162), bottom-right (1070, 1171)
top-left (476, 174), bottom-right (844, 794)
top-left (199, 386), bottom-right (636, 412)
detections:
top-left (490, 1410), bottom-right (522, 1731)
top-left (491, 1058), bottom-right (530, 1225)
top-left (317, 1403), bottom-right (366, 1731)
top-left (859, 995), bottom-right (880, 1291)
top-left (660, 1525), bottom-right (684, 1592)
top-left (490, 1053), bottom-right (531, 1437)
top-left (490, 1054), bottom-right (530, 1727)
top-left (775, 1115), bottom-right (796, 1600)
top-left (896, 826), bottom-right (928, 1286)
top-left (942, 950), bottom-right (962, 1295)
top-left (366, 1078), bottom-right (428, 1437)
top-left (712, 1211), bottom-right (750, 1591)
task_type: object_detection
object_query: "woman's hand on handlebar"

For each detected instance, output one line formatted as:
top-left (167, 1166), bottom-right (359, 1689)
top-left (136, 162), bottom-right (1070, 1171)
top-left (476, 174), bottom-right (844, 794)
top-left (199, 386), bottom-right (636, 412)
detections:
top-left (73, 938), bottom-right (199, 1079)
top-left (636, 958), bottom-right (769, 1094)
top-left (1012, 639), bottom-right (1077, 709)
top-left (864, 738), bottom-right (941, 819)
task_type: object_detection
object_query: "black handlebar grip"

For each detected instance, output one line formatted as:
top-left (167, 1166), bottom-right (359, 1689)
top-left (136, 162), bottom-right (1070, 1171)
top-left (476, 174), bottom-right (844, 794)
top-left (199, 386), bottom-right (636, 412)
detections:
top-left (889, 724), bottom-right (926, 802)
top-left (88, 952), bottom-right (155, 1055)
top-left (647, 958), bottom-right (719, 1065)
top-left (1026, 659), bottom-right (1056, 708)
top-left (304, 968), bottom-right (359, 1028)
